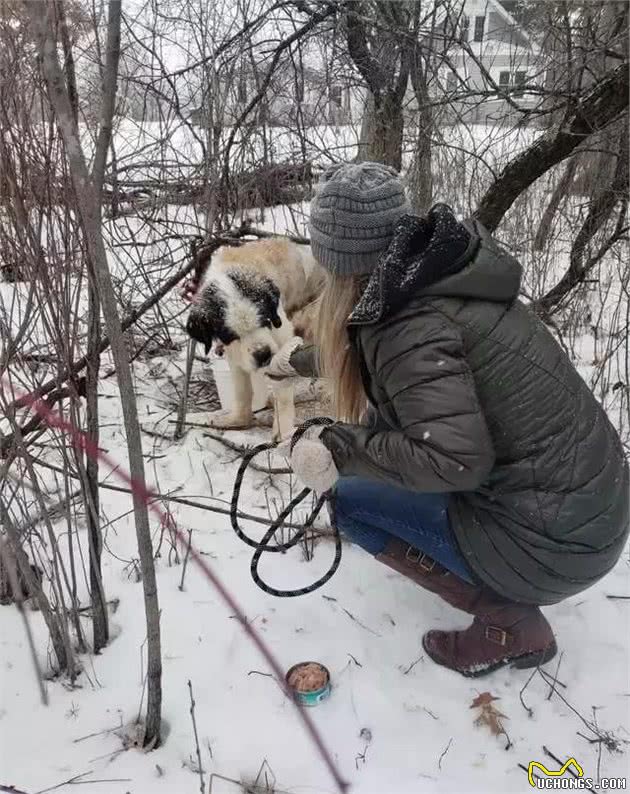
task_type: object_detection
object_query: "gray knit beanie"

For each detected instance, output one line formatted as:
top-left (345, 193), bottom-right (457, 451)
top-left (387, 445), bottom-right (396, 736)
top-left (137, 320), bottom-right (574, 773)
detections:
top-left (308, 161), bottom-right (410, 276)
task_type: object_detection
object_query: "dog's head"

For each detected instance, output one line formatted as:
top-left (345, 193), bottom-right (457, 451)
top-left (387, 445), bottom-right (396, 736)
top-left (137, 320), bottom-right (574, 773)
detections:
top-left (186, 269), bottom-right (284, 370)
top-left (185, 283), bottom-right (237, 355)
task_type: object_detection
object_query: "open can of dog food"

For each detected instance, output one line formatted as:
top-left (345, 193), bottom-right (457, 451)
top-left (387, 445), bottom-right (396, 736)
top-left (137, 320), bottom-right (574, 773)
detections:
top-left (286, 662), bottom-right (331, 706)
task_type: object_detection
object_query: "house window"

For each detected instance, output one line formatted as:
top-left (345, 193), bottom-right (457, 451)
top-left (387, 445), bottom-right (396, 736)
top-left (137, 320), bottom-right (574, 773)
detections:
top-left (330, 84), bottom-right (342, 108)
top-left (460, 14), bottom-right (470, 42)
top-left (473, 15), bottom-right (485, 42)
top-left (513, 71), bottom-right (526, 97)
top-left (498, 71), bottom-right (527, 96)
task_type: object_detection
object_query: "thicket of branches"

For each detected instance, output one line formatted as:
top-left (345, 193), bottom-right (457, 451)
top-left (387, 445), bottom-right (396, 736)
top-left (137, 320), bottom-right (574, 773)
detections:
top-left (0, 0), bottom-right (627, 750)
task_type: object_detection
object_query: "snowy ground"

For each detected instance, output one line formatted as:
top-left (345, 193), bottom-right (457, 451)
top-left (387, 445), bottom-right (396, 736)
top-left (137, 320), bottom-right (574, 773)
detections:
top-left (1, 124), bottom-right (628, 793)
top-left (1, 337), bottom-right (629, 794)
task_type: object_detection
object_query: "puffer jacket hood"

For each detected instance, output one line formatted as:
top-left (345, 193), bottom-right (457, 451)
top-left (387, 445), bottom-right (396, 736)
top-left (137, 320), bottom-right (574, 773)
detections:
top-left (349, 204), bottom-right (522, 326)
top-left (322, 208), bottom-right (629, 606)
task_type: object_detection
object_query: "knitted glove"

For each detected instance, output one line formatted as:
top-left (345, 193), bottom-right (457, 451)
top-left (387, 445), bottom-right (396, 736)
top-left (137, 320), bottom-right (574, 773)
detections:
top-left (290, 433), bottom-right (339, 494)
top-left (265, 337), bottom-right (304, 381)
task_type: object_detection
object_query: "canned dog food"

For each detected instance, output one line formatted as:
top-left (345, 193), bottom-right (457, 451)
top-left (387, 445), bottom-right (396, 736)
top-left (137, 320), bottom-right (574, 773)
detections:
top-left (286, 662), bottom-right (331, 706)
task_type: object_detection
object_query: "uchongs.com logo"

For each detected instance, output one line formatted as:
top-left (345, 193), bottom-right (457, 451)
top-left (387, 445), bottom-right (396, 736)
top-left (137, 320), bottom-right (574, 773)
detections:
top-left (528, 757), bottom-right (627, 789)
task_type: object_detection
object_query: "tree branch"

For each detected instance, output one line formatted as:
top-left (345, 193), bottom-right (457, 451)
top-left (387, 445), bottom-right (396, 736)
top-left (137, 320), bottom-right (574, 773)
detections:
top-left (28, 0), bottom-right (163, 743)
top-left (536, 125), bottom-right (629, 315)
top-left (344, 1), bottom-right (386, 94)
top-left (91, 0), bottom-right (121, 190)
top-left (221, 2), bottom-right (336, 189)
top-left (474, 62), bottom-right (629, 232)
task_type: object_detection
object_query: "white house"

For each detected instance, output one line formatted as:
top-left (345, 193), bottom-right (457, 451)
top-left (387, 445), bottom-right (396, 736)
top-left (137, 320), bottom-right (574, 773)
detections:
top-left (436, 0), bottom-right (541, 124)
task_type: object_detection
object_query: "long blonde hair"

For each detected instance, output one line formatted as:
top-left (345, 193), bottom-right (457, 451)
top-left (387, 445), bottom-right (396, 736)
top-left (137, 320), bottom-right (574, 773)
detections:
top-left (317, 273), bottom-right (368, 424)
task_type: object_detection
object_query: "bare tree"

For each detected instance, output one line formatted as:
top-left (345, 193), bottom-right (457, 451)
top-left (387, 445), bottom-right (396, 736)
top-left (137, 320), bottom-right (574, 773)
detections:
top-left (26, 0), bottom-right (163, 744)
top-left (345, 1), bottom-right (415, 170)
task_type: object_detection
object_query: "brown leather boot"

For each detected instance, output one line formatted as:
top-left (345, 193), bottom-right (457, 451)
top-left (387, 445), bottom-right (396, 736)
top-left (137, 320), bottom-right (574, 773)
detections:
top-left (376, 538), bottom-right (557, 678)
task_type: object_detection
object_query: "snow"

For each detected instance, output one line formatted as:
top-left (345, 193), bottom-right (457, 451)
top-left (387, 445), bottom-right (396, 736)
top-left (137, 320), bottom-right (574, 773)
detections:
top-left (1, 134), bottom-right (628, 794)
top-left (1, 339), bottom-right (629, 794)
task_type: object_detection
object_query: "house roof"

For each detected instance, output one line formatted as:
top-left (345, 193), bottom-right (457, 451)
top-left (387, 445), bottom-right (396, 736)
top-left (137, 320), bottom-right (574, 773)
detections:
top-left (491, 0), bottom-right (535, 49)
top-left (431, 0), bottom-right (537, 52)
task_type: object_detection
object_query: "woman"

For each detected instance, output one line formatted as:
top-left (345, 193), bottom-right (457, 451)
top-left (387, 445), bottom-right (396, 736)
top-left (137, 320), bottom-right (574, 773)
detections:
top-left (268, 162), bottom-right (629, 678)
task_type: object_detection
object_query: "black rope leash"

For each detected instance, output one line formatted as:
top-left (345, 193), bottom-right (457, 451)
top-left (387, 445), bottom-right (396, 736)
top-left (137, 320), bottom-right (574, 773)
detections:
top-left (230, 417), bottom-right (342, 597)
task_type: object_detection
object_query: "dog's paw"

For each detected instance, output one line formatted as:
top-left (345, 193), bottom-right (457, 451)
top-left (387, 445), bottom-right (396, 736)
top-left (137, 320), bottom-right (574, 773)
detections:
top-left (207, 411), bottom-right (253, 430)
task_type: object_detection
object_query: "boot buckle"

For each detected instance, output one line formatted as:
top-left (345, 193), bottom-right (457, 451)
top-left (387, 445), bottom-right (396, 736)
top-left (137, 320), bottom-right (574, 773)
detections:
top-left (485, 626), bottom-right (509, 646)
top-left (405, 546), bottom-right (436, 572)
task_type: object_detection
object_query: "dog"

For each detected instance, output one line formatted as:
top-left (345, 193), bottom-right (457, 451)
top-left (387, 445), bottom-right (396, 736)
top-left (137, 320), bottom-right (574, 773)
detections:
top-left (186, 238), bottom-right (325, 440)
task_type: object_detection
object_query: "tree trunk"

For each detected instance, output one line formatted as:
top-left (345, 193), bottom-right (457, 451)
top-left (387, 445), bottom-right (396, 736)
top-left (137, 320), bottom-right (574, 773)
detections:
top-left (356, 91), bottom-right (404, 170)
top-left (58, 0), bottom-right (108, 653)
top-left (407, 57), bottom-right (433, 213)
top-left (86, 279), bottom-right (108, 652)
top-left (29, 0), bottom-right (162, 744)
top-left (533, 155), bottom-right (579, 251)
top-left (0, 500), bottom-right (69, 671)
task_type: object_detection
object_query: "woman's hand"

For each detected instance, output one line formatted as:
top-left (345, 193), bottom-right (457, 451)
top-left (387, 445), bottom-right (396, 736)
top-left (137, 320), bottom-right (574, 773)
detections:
top-left (265, 337), bottom-right (304, 381)
top-left (289, 431), bottom-right (339, 494)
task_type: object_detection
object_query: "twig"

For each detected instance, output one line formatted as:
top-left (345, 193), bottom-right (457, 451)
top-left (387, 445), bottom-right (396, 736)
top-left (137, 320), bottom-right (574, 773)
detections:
top-left (593, 707), bottom-right (603, 783)
top-left (341, 608), bottom-right (381, 637)
top-left (546, 651), bottom-right (564, 701)
top-left (355, 745), bottom-right (369, 770)
top-left (30, 457), bottom-right (304, 529)
top-left (8, 231), bottom-right (252, 413)
top-left (0, 536), bottom-right (48, 706)
top-left (542, 747), bottom-right (594, 791)
top-left (402, 654), bottom-right (423, 675)
top-left (14, 489), bottom-right (82, 535)
top-left (247, 670), bottom-right (273, 678)
top-left (605, 594), bottom-right (630, 600)
top-left (519, 665), bottom-right (538, 717)
top-left (0, 785), bottom-right (32, 794)
top-left (202, 431), bottom-right (291, 474)
top-left (537, 667), bottom-right (567, 690)
top-left (187, 681), bottom-right (205, 794)
top-left (539, 670), bottom-right (625, 752)
top-left (178, 530), bottom-right (193, 592)
top-left (438, 738), bottom-right (453, 771)
top-left (34, 770), bottom-right (128, 793)
top-left (252, 759), bottom-right (276, 792)
top-left (174, 337), bottom-right (197, 440)
top-left (518, 763), bottom-right (543, 785)
top-left (72, 719), bottom-right (123, 743)
top-left (245, 226), bottom-right (310, 245)
top-left (170, 423), bottom-right (292, 474)
top-left (347, 653), bottom-right (362, 667)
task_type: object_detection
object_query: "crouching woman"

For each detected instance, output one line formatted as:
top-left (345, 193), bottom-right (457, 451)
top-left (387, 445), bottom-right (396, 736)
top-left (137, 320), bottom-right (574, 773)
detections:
top-left (268, 162), bottom-right (629, 678)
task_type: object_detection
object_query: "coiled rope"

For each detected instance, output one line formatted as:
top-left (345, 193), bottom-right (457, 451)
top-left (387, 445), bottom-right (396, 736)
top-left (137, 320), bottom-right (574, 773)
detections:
top-left (230, 416), bottom-right (343, 597)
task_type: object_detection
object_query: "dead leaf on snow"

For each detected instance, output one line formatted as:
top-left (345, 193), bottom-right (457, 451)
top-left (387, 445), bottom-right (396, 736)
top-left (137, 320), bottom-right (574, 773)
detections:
top-left (470, 692), bottom-right (509, 738)
top-left (470, 691), bottom-right (500, 709)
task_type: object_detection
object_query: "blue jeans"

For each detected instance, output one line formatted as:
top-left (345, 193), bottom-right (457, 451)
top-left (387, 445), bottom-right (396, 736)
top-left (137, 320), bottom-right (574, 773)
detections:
top-left (332, 477), bottom-right (474, 583)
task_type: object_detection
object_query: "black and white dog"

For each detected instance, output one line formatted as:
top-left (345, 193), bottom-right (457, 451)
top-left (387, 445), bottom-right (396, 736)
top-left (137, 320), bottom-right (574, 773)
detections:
top-left (186, 238), bottom-right (325, 440)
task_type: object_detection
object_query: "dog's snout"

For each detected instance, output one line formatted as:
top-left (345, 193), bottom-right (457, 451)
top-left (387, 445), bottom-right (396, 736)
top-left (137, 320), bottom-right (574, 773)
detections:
top-left (252, 346), bottom-right (272, 368)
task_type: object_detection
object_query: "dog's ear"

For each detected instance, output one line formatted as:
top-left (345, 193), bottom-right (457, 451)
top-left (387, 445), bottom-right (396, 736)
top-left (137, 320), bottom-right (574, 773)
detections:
top-left (261, 280), bottom-right (282, 328)
top-left (186, 311), bottom-right (215, 355)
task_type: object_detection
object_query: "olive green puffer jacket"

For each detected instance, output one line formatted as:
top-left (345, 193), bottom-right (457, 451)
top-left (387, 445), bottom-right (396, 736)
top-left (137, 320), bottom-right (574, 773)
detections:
top-left (321, 206), bottom-right (629, 605)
